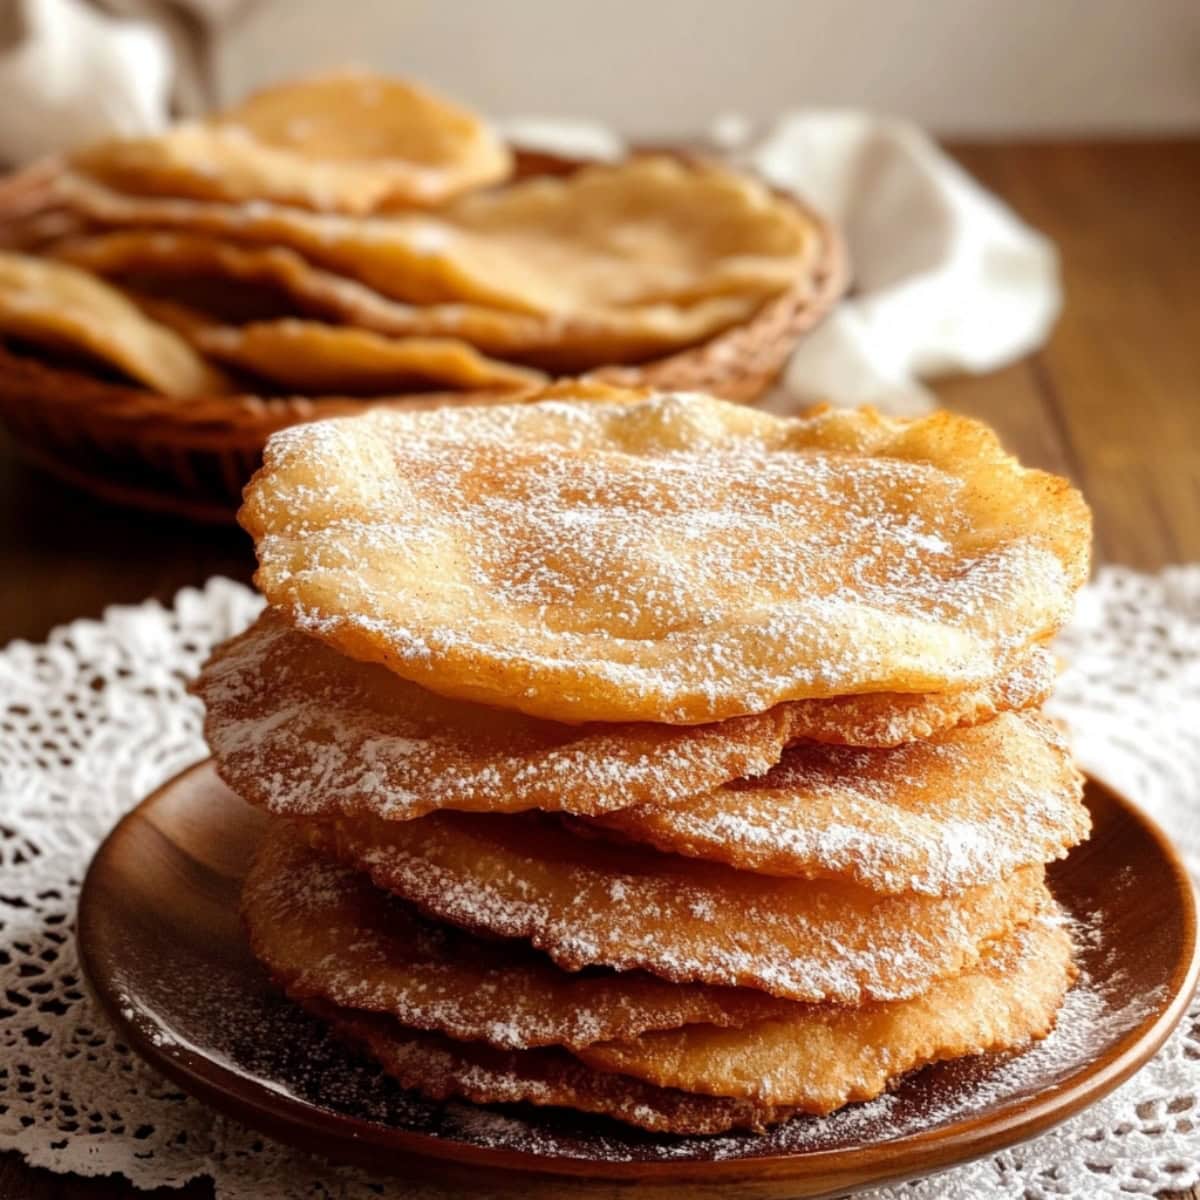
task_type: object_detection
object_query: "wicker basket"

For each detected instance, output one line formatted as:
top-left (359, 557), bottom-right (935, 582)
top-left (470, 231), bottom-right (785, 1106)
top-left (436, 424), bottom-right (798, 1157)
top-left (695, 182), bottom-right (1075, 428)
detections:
top-left (0, 153), bottom-right (848, 522)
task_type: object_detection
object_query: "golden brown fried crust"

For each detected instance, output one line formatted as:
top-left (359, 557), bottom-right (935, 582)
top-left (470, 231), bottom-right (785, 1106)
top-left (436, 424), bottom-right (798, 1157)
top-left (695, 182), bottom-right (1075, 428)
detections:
top-left (0, 340), bottom-right (540, 445)
top-left (72, 70), bottom-right (513, 213)
top-left (50, 231), bottom-right (768, 371)
top-left (575, 913), bottom-right (1075, 1112)
top-left (195, 613), bottom-right (1060, 829)
top-left (242, 392), bottom-right (1091, 723)
top-left (190, 320), bottom-right (547, 395)
top-left (55, 158), bottom-right (817, 315)
top-left (592, 712), bottom-right (1089, 893)
top-left (0, 252), bottom-right (230, 396)
top-left (242, 823), bottom-right (795, 1050)
top-left (307, 998), bottom-right (791, 1135)
top-left (307, 808), bottom-right (1048, 1004)
top-left (270, 862), bottom-right (1071, 1128)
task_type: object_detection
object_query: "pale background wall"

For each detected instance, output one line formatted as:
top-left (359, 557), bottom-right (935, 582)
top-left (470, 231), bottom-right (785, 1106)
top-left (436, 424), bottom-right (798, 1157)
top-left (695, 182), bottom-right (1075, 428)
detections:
top-left (217, 0), bottom-right (1200, 137)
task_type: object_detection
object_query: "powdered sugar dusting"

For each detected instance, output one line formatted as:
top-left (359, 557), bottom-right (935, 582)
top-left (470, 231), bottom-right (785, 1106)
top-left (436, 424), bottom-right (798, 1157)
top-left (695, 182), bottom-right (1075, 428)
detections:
top-left (243, 394), bottom-right (1087, 723)
top-left (317, 811), bottom-right (1047, 1004)
top-left (194, 612), bottom-right (792, 820)
top-left (195, 616), bottom-right (1062, 828)
top-left (407, 908), bottom-right (1165, 1160)
top-left (599, 711), bottom-right (1088, 894)
top-left (243, 826), bottom-right (795, 1050)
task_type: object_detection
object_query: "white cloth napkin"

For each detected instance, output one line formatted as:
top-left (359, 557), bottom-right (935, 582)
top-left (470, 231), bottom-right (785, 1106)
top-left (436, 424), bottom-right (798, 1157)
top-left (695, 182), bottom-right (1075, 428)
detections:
top-left (747, 111), bottom-right (1061, 415)
top-left (0, 0), bottom-right (247, 160)
top-left (0, 0), bottom-right (172, 159)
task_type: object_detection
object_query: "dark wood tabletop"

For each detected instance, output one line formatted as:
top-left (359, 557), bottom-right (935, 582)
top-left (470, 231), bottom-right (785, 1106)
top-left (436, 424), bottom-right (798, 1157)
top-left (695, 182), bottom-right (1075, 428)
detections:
top-left (1, 139), bottom-right (1198, 1199)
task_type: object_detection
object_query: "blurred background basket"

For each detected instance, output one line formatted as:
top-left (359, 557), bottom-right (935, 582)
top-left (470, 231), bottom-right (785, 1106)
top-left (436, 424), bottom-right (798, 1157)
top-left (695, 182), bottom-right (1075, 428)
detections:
top-left (0, 151), bottom-right (847, 522)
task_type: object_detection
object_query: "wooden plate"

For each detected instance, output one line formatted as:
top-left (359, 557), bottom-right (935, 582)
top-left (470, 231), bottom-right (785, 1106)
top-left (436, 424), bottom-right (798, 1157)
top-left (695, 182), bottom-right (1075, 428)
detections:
top-left (77, 761), bottom-right (1198, 1198)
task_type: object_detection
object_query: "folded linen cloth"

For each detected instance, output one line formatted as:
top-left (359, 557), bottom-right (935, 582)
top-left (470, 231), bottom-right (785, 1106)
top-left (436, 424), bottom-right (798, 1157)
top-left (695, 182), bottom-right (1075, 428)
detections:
top-left (746, 111), bottom-right (1060, 414)
top-left (0, 0), bottom-right (172, 159)
top-left (0, 0), bottom-right (252, 163)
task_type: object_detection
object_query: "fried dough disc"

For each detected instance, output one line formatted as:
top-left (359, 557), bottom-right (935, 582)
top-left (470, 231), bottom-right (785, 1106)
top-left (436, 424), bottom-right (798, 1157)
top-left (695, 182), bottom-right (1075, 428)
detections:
top-left (133, 293), bottom-right (546, 393)
top-left (594, 712), bottom-right (1089, 894)
top-left (197, 610), bottom-right (801, 820)
top-left (50, 231), bottom-right (763, 370)
top-left (241, 390), bottom-right (1091, 724)
top-left (73, 70), bottom-right (512, 213)
top-left (310, 809), bottom-right (1046, 1003)
top-left (0, 251), bottom-right (229, 395)
top-left (190, 319), bottom-right (546, 394)
top-left (55, 158), bottom-right (814, 316)
top-left (311, 1001), bottom-right (788, 1134)
top-left (196, 613), bottom-right (1056, 823)
top-left (245, 823), bottom-right (794, 1049)
top-left (440, 156), bottom-right (814, 310)
top-left (576, 912), bottom-right (1073, 1112)
top-left (763, 647), bottom-right (1056, 746)
top-left (0, 209), bottom-right (95, 254)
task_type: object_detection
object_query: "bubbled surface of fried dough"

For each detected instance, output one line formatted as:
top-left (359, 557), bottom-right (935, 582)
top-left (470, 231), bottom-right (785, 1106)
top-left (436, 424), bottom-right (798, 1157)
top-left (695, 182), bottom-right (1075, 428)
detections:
top-left (0, 251), bottom-right (230, 396)
top-left (595, 712), bottom-right (1089, 894)
top-left (576, 911), bottom-right (1074, 1112)
top-left (72, 70), bottom-right (512, 213)
top-left (196, 614), bottom-right (1057, 822)
top-left (241, 390), bottom-right (1091, 724)
top-left (310, 1000), bottom-right (790, 1134)
top-left (309, 809), bottom-right (1046, 1003)
top-left (56, 158), bottom-right (814, 317)
top-left (244, 824), bottom-right (795, 1049)
top-left (191, 319), bottom-right (546, 394)
top-left (50, 231), bottom-right (764, 370)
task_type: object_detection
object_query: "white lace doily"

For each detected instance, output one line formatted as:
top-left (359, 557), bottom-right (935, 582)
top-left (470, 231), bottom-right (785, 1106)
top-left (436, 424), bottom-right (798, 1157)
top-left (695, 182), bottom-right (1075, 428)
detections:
top-left (1, 568), bottom-right (1197, 1199)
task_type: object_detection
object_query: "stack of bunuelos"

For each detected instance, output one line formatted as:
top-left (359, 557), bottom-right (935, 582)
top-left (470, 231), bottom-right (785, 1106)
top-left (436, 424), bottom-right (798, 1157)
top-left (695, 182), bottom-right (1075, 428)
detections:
top-left (194, 384), bottom-right (1093, 1135)
top-left (0, 70), bottom-right (844, 519)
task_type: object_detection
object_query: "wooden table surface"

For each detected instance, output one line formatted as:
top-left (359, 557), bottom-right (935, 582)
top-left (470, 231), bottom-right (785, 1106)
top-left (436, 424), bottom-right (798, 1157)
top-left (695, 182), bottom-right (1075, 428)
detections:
top-left (1, 139), bottom-right (1198, 1198)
